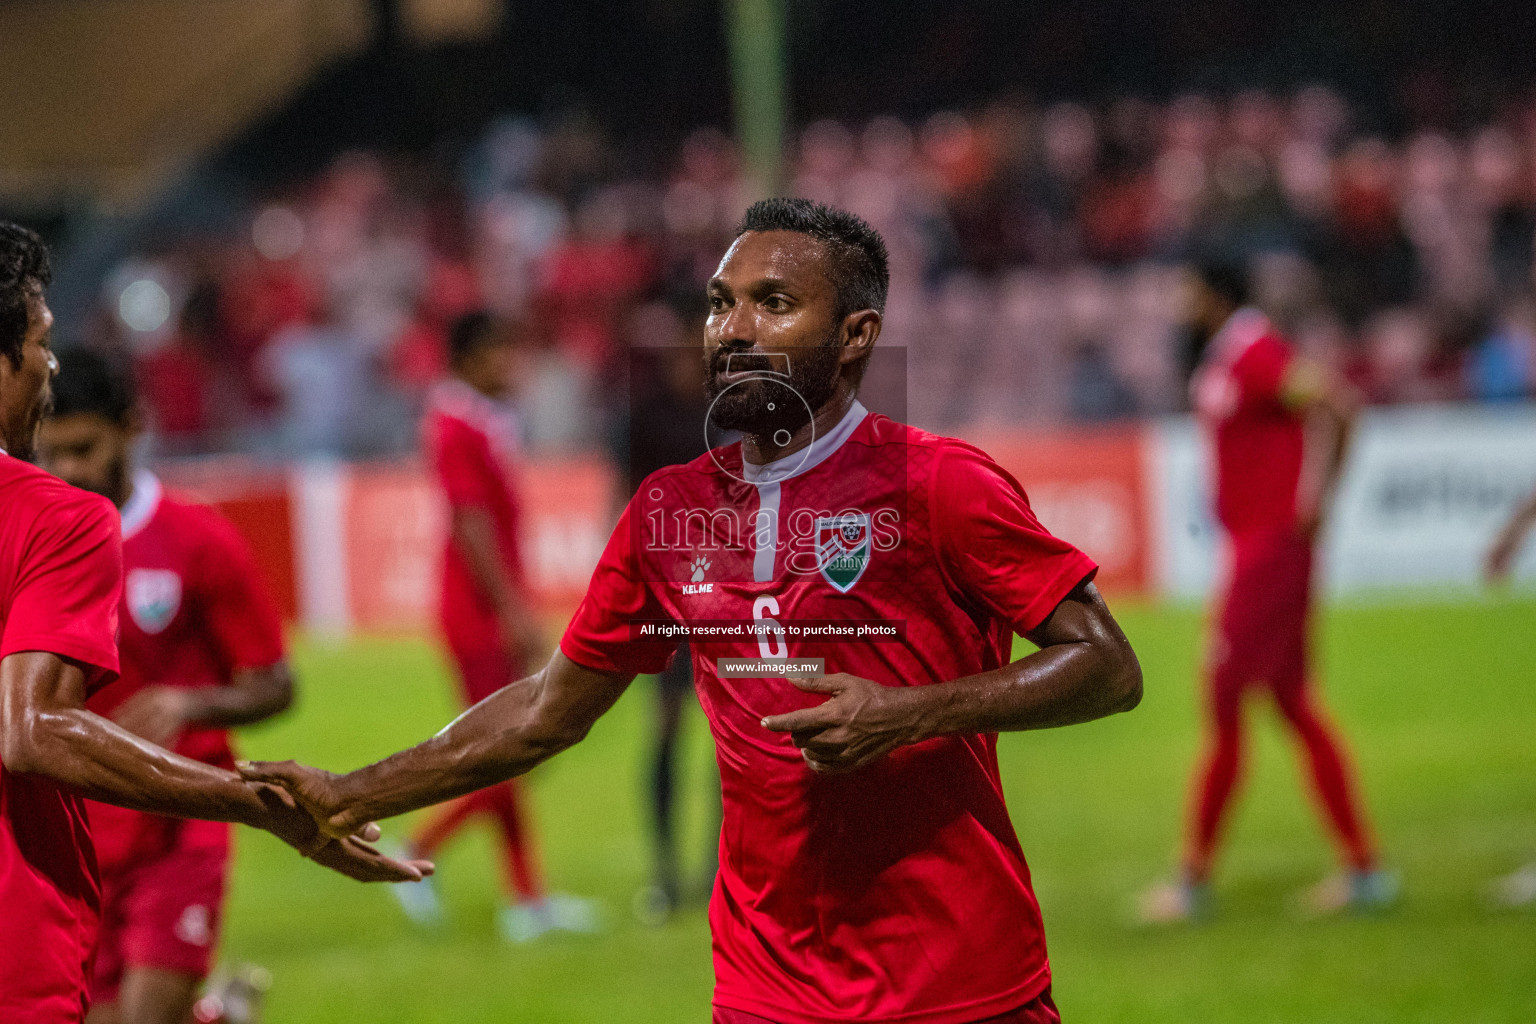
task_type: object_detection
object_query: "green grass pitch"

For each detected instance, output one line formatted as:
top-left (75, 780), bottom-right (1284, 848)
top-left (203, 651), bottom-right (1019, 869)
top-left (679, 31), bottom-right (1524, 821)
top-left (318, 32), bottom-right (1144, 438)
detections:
top-left (223, 597), bottom-right (1536, 1022)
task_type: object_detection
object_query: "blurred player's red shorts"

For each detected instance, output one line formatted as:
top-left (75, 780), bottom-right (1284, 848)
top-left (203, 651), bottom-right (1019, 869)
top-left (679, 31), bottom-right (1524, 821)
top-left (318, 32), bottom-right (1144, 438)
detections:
top-left (1210, 528), bottom-right (1314, 700)
top-left (450, 645), bottom-right (524, 705)
top-left (712, 988), bottom-right (1061, 1024)
top-left (90, 822), bottom-right (229, 1003)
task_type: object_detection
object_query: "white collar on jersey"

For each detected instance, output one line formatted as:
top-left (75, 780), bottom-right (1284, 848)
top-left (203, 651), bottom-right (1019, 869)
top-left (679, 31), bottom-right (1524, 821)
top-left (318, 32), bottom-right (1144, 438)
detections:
top-left (1207, 306), bottom-right (1271, 365)
top-left (119, 470), bottom-right (162, 540)
top-left (742, 399), bottom-right (869, 487)
top-left (429, 377), bottom-right (522, 441)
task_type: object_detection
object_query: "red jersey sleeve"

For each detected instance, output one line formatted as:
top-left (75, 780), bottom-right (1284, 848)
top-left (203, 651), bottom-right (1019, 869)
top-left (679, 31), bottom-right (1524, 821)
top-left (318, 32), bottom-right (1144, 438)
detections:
top-left (193, 510), bottom-right (286, 670)
top-left (1, 493), bottom-right (122, 686)
top-left (432, 414), bottom-right (496, 510)
top-left (559, 498), bottom-right (675, 676)
top-left (932, 444), bottom-right (1098, 635)
top-left (1233, 334), bottom-right (1294, 407)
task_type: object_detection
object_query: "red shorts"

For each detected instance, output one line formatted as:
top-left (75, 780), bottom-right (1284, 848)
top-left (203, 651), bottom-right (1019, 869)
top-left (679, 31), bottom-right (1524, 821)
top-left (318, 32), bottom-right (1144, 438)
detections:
top-left (1210, 529), bottom-right (1313, 701)
top-left (90, 823), bottom-right (229, 1003)
top-left (712, 988), bottom-right (1061, 1024)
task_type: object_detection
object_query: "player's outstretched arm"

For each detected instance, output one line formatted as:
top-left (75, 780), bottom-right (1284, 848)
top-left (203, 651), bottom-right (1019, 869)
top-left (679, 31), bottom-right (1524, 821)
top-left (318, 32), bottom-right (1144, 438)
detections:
top-left (239, 650), bottom-right (634, 838)
top-left (0, 650), bottom-right (429, 882)
top-left (762, 581), bottom-right (1141, 774)
top-left (452, 506), bottom-right (543, 660)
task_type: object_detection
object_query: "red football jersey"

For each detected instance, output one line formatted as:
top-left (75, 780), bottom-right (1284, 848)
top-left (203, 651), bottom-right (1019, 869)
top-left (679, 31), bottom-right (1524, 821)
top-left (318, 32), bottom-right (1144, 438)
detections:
top-left (1192, 308), bottom-right (1305, 536)
top-left (561, 404), bottom-right (1097, 1024)
top-left (84, 474), bottom-right (286, 873)
top-left (0, 451), bottom-right (122, 1024)
top-left (423, 379), bottom-right (528, 657)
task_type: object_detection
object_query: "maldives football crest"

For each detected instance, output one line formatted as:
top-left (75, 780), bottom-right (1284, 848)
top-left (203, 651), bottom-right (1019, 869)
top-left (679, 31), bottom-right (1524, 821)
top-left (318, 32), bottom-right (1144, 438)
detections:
top-left (815, 513), bottom-right (872, 593)
top-left (126, 568), bottom-right (182, 634)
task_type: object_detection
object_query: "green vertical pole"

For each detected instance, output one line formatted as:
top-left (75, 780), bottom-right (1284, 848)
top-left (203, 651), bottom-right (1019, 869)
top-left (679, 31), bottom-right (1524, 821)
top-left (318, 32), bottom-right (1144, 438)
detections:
top-left (725, 0), bottom-right (788, 195)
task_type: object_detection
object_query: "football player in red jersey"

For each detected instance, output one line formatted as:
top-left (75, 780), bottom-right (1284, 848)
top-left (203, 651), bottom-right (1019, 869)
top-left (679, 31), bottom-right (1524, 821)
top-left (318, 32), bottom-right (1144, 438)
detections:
top-left (38, 349), bottom-right (297, 1024)
top-left (242, 199), bottom-right (1142, 1024)
top-left (398, 311), bottom-right (597, 941)
top-left (0, 223), bottom-right (429, 1024)
top-left (1140, 261), bottom-right (1395, 924)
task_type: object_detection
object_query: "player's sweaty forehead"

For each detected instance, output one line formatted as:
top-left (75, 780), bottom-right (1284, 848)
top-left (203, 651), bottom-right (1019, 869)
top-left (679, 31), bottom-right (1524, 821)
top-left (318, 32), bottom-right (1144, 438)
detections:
top-left (708, 230), bottom-right (837, 306)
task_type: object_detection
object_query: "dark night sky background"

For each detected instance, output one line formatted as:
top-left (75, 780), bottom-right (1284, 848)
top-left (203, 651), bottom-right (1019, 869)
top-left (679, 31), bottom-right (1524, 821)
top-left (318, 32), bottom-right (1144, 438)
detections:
top-left (242, 0), bottom-right (1536, 172)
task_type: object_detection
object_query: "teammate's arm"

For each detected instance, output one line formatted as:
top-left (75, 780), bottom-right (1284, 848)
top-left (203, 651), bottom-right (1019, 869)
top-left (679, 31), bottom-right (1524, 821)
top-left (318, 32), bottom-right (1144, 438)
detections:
top-left (1281, 358), bottom-right (1358, 537)
top-left (452, 505), bottom-right (541, 658)
top-left (1486, 484), bottom-right (1536, 582)
top-left (239, 649), bottom-right (634, 838)
top-left (0, 650), bottom-right (427, 881)
top-left (762, 580), bottom-right (1140, 774)
top-left (113, 664), bottom-right (293, 748)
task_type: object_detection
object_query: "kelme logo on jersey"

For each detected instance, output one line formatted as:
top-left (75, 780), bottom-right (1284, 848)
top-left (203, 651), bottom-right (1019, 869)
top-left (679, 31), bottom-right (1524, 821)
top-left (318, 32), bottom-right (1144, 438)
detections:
top-left (815, 513), bottom-right (872, 593)
top-left (126, 568), bottom-right (182, 634)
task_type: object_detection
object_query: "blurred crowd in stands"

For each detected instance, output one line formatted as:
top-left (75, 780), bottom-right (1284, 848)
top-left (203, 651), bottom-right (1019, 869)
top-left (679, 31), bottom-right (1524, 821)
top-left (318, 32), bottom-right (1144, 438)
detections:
top-left (79, 85), bottom-right (1536, 457)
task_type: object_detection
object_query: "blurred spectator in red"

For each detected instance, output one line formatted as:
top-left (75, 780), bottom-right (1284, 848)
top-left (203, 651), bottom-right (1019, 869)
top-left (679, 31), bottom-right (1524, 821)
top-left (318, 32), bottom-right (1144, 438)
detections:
top-left (1350, 307), bottom-right (1463, 404)
top-left (222, 236), bottom-right (317, 414)
top-left (136, 278), bottom-right (219, 447)
top-left (389, 258), bottom-right (483, 402)
top-left (537, 188), bottom-right (656, 371)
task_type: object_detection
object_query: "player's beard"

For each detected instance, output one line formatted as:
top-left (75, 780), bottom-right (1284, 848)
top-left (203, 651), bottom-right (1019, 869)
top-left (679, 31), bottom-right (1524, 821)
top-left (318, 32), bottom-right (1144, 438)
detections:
top-left (7, 380), bottom-right (52, 462)
top-left (704, 332), bottom-right (844, 438)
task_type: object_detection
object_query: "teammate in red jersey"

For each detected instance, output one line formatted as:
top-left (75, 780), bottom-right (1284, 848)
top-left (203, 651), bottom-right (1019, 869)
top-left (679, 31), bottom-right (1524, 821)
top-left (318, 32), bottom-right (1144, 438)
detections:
top-left (241, 199), bottom-right (1142, 1024)
top-left (396, 311), bottom-right (596, 941)
top-left (1140, 261), bottom-right (1395, 924)
top-left (37, 349), bottom-right (296, 1024)
top-left (0, 222), bottom-right (428, 1024)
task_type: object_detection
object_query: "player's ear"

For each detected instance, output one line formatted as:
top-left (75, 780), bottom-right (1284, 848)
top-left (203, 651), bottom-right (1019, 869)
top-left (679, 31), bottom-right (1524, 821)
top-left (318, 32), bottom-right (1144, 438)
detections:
top-left (840, 309), bottom-right (881, 367)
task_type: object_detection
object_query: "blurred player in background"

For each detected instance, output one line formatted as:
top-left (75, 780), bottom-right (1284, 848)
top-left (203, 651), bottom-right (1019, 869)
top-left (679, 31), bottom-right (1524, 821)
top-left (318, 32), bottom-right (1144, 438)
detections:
top-left (624, 312), bottom-right (722, 924)
top-left (0, 223), bottom-right (426, 1024)
top-left (397, 310), bottom-right (596, 941)
top-left (241, 199), bottom-right (1144, 1024)
top-left (1141, 262), bottom-right (1396, 923)
top-left (39, 350), bottom-right (296, 1024)
top-left (1484, 482), bottom-right (1536, 908)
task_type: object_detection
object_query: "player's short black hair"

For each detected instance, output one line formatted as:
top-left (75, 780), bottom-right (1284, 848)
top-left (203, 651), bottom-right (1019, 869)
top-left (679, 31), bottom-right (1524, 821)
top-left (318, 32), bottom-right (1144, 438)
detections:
top-left (0, 222), bottom-right (52, 369)
top-left (448, 310), bottom-right (507, 366)
top-left (735, 198), bottom-right (890, 317)
top-left (51, 348), bottom-right (134, 427)
top-left (1195, 258), bottom-right (1251, 309)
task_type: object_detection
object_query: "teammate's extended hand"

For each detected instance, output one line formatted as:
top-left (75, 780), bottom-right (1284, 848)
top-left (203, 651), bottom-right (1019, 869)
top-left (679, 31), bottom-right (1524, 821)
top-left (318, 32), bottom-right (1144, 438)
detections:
top-left (239, 759), bottom-right (363, 840)
top-left (760, 674), bottom-right (923, 774)
top-left (248, 781), bottom-right (433, 882)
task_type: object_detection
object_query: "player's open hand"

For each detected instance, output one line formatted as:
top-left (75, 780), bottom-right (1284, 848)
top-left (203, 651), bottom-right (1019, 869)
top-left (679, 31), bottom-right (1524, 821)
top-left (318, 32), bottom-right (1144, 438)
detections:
top-left (760, 674), bottom-right (924, 774)
top-left (238, 759), bottom-right (360, 839)
top-left (307, 834), bottom-right (435, 883)
top-left (247, 780), bottom-right (432, 882)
